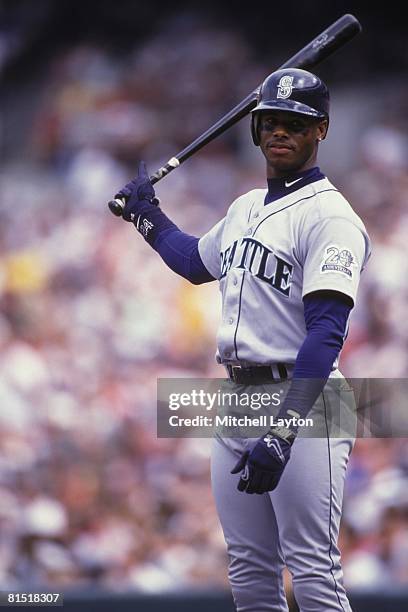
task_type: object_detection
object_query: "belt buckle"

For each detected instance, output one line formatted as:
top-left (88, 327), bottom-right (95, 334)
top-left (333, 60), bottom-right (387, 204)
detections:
top-left (230, 364), bottom-right (242, 382)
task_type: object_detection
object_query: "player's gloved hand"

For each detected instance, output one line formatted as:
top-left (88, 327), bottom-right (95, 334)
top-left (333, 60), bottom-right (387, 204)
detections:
top-left (231, 431), bottom-right (293, 494)
top-left (115, 160), bottom-right (160, 223)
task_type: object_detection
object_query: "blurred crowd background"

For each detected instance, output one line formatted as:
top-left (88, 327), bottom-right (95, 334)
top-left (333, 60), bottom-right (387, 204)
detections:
top-left (0, 0), bottom-right (407, 600)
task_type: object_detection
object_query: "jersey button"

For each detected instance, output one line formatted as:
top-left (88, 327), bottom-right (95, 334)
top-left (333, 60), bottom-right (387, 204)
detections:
top-left (228, 318), bottom-right (234, 325)
top-left (254, 212), bottom-right (259, 218)
top-left (233, 278), bottom-right (238, 286)
top-left (225, 351), bottom-right (231, 358)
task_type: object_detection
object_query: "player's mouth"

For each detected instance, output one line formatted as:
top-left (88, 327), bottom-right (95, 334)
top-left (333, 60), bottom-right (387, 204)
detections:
top-left (267, 141), bottom-right (295, 154)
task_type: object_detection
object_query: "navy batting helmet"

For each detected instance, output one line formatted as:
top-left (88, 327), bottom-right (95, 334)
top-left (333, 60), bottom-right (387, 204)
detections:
top-left (251, 68), bottom-right (330, 146)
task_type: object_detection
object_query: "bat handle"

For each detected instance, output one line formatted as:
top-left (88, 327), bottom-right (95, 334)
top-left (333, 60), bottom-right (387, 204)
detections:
top-left (108, 195), bottom-right (161, 217)
top-left (108, 198), bottom-right (125, 216)
top-left (108, 157), bottom-right (180, 217)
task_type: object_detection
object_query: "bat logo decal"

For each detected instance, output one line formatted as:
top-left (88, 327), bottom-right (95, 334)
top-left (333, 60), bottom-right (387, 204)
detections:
top-left (312, 33), bottom-right (329, 48)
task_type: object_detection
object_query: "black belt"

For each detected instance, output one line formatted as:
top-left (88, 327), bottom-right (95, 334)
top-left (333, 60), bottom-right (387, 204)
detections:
top-left (226, 363), bottom-right (289, 384)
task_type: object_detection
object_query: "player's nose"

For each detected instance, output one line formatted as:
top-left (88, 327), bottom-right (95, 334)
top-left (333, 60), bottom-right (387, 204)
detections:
top-left (271, 123), bottom-right (289, 137)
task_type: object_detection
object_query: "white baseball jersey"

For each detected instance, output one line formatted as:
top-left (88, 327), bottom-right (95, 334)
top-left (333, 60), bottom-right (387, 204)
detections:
top-left (198, 174), bottom-right (371, 365)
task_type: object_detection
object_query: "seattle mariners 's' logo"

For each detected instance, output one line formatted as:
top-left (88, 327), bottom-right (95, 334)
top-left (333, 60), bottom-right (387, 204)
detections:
top-left (321, 246), bottom-right (355, 278)
top-left (277, 75), bottom-right (294, 99)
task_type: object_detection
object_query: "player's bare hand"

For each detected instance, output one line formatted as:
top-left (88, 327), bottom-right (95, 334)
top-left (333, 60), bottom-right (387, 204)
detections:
top-left (115, 161), bottom-right (160, 223)
top-left (231, 433), bottom-right (292, 494)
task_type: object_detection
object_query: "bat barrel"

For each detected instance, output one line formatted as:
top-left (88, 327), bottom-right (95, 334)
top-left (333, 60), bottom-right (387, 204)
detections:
top-left (280, 14), bottom-right (361, 70)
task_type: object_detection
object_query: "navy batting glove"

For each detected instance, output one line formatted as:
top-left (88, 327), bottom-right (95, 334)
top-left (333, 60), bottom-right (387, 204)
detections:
top-left (231, 433), bottom-right (293, 495)
top-left (115, 161), bottom-right (160, 223)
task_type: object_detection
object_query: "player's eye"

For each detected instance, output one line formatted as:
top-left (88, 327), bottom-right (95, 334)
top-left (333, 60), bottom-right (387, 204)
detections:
top-left (289, 120), bottom-right (306, 132)
top-left (261, 118), bottom-right (276, 130)
top-left (260, 117), bottom-right (307, 133)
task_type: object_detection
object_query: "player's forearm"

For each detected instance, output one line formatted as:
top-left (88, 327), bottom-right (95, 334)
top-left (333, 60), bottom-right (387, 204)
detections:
top-left (274, 332), bottom-right (341, 437)
top-left (273, 291), bottom-right (353, 437)
top-left (153, 228), bottom-right (215, 284)
top-left (113, 163), bottom-right (214, 284)
top-left (130, 202), bottom-right (214, 284)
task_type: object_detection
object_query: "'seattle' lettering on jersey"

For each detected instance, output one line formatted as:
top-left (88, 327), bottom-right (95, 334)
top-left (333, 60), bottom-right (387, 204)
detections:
top-left (198, 177), bottom-right (371, 366)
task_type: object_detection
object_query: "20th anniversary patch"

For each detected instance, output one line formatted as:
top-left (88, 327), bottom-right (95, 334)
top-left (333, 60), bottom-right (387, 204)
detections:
top-left (321, 245), bottom-right (355, 278)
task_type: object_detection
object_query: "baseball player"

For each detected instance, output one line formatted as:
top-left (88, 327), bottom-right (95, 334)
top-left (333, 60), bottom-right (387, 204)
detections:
top-left (114, 68), bottom-right (371, 611)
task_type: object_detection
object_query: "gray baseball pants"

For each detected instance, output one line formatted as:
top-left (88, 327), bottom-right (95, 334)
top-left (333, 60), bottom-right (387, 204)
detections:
top-left (211, 430), bottom-right (354, 611)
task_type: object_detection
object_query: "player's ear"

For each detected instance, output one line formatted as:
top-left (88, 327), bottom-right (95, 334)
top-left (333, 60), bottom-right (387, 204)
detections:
top-left (317, 119), bottom-right (329, 142)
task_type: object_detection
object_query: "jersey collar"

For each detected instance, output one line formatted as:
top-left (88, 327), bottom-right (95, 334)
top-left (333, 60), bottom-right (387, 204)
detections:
top-left (265, 166), bottom-right (325, 205)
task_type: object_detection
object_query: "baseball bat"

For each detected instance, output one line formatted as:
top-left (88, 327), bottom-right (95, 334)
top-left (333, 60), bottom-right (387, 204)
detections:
top-left (109, 13), bottom-right (361, 216)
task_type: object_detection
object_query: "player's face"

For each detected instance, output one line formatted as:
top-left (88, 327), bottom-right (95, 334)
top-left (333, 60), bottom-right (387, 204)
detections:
top-left (258, 110), bottom-right (328, 177)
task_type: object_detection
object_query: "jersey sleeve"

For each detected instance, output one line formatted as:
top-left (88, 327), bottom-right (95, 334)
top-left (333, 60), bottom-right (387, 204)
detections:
top-left (197, 217), bottom-right (226, 280)
top-left (301, 217), bottom-right (371, 304)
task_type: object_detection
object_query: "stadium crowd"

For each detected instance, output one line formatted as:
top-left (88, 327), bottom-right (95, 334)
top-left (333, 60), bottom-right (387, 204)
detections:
top-left (1, 17), bottom-right (407, 594)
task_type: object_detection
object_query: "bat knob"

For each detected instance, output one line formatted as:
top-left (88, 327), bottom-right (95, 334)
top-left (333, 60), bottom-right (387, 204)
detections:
top-left (108, 199), bottom-right (125, 217)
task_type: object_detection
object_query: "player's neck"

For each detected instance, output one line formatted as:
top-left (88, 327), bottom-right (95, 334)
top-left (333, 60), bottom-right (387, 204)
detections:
top-left (267, 166), bottom-right (322, 187)
top-left (266, 154), bottom-right (319, 179)
top-left (265, 167), bottom-right (325, 205)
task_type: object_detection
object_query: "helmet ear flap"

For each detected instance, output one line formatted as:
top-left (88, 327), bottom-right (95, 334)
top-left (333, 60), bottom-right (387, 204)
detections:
top-left (251, 112), bottom-right (260, 146)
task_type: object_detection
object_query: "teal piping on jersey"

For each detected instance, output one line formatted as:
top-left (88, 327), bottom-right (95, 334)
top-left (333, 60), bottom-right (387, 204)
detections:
top-left (254, 188), bottom-right (340, 236)
top-left (233, 203), bottom-right (256, 361)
